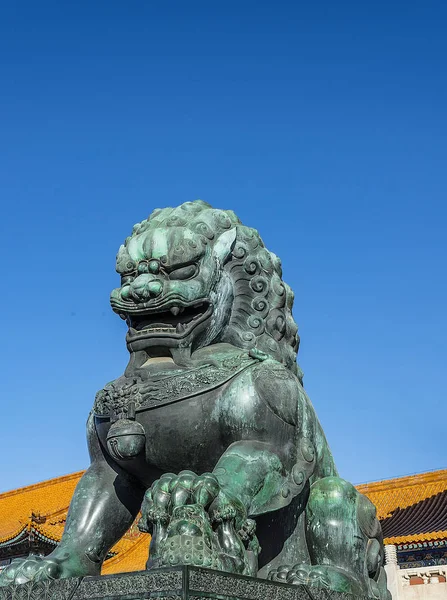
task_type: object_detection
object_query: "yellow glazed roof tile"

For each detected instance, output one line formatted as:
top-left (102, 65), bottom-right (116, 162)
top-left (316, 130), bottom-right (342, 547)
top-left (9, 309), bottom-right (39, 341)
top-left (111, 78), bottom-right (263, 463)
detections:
top-left (357, 469), bottom-right (447, 545)
top-left (101, 534), bottom-right (149, 575)
top-left (357, 469), bottom-right (447, 520)
top-left (0, 471), bottom-right (82, 543)
top-left (383, 529), bottom-right (447, 545)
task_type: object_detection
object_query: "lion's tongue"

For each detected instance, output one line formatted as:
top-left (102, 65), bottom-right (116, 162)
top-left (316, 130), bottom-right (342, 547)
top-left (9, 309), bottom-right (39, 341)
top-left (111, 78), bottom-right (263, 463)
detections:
top-left (135, 309), bottom-right (204, 331)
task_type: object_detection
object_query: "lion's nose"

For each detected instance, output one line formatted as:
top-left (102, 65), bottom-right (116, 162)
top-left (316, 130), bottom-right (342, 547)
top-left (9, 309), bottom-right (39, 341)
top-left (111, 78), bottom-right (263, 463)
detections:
top-left (147, 281), bottom-right (163, 297)
top-left (129, 276), bottom-right (163, 302)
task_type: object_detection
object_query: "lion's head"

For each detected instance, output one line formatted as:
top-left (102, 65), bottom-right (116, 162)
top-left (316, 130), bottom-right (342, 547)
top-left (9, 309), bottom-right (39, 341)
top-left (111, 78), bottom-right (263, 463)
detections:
top-left (110, 200), bottom-right (300, 374)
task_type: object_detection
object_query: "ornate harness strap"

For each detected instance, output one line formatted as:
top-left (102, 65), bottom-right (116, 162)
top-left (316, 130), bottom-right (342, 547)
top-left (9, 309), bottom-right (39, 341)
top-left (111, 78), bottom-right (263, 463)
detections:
top-left (93, 353), bottom-right (258, 419)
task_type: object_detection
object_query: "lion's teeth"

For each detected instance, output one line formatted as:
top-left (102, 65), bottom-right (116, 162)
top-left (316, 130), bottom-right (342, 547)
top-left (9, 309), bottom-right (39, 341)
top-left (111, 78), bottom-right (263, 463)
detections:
top-left (170, 306), bottom-right (180, 316)
top-left (176, 322), bottom-right (186, 334)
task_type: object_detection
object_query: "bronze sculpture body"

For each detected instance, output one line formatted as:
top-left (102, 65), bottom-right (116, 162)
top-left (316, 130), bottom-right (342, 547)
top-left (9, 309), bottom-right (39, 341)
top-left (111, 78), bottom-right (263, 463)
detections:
top-left (0, 201), bottom-right (390, 599)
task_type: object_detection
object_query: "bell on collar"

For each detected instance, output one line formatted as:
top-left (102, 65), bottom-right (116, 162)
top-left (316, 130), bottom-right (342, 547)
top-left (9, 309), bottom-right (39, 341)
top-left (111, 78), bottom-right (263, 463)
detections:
top-left (107, 417), bottom-right (146, 461)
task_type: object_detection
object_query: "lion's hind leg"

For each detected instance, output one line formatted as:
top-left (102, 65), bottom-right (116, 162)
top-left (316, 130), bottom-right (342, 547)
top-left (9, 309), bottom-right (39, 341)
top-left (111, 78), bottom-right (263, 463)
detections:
top-left (269, 477), bottom-right (391, 599)
top-left (0, 414), bottom-right (145, 586)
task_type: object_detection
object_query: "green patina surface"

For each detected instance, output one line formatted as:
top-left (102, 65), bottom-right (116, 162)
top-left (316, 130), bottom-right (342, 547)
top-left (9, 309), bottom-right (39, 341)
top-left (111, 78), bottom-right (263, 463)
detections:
top-left (0, 201), bottom-right (390, 600)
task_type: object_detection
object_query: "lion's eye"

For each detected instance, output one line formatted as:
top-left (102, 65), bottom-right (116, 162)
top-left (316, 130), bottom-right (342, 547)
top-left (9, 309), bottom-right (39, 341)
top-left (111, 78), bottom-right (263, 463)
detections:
top-left (169, 264), bottom-right (197, 280)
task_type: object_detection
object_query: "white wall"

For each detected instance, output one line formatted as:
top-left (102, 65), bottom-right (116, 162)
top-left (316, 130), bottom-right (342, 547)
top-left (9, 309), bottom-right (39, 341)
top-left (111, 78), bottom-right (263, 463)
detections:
top-left (385, 545), bottom-right (447, 600)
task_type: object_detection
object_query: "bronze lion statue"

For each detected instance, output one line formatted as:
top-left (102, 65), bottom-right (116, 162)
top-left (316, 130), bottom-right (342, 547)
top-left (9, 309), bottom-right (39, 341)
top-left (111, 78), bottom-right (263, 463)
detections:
top-left (0, 201), bottom-right (390, 599)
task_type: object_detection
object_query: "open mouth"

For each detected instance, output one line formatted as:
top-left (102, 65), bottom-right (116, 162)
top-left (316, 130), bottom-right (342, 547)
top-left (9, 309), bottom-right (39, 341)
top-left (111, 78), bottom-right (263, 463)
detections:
top-left (126, 301), bottom-right (211, 338)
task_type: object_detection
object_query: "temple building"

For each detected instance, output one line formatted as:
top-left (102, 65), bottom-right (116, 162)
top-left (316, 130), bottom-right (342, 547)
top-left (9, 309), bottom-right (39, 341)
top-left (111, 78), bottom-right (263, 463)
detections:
top-left (1, 468), bottom-right (446, 598)
top-left (0, 471), bottom-right (147, 575)
top-left (357, 469), bottom-right (447, 599)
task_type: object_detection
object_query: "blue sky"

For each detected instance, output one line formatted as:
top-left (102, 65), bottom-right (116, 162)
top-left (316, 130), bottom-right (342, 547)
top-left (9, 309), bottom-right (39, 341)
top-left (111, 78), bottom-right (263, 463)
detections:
top-left (0, 1), bottom-right (445, 492)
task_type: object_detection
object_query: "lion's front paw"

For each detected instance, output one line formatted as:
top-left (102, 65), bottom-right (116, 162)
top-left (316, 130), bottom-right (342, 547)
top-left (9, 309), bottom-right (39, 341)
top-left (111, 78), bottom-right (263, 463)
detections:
top-left (139, 471), bottom-right (222, 570)
top-left (139, 470), bottom-right (220, 533)
top-left (139, 470), bottom-right (258, 576)
top-left (269, 564), bottom-right (330, 587)
top-left (268, 564), bottom-right (367, 596)
top-left (0, 555), bottom-right (64, 587)
top-left (170, 471), bottom-right (221, 509)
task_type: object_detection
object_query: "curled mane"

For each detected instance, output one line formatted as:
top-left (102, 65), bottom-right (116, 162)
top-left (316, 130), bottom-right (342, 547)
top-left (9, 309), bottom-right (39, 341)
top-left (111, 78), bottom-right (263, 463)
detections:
top-left (124, 200), bottom-right (300, 376)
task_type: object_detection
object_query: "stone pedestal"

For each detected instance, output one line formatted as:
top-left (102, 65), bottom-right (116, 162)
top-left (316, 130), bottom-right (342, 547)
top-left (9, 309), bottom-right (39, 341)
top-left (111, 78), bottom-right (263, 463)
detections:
top-left (0, 567), bottom-right (372, 600)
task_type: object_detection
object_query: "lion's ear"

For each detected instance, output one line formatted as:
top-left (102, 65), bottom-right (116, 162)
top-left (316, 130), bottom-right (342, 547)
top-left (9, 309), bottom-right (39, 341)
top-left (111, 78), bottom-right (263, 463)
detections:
top-left (213, 228), bottom-right (237, 264)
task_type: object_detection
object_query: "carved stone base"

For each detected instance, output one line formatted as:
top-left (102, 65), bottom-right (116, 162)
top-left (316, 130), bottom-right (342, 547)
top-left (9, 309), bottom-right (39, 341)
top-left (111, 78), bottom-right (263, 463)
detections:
top-left (0, 567), bottom-right (374, 600)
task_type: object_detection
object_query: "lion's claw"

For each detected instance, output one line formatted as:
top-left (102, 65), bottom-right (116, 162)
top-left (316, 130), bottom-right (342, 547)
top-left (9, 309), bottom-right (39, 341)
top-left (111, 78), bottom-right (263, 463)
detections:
top-left (169, 471), bottom-right (220, 509)
top-left (268, 563), bottom-right (379, 597)
top-left (139, 470), bottom-right (220, 533)
top-left (269, 564), bottom-right (330, 587)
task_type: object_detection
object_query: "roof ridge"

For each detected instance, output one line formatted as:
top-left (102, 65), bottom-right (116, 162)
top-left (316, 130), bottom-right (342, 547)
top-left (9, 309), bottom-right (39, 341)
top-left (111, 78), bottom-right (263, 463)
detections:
top-left (0, 524), bottom-right (27, 545)
top-left (357, 469), bottom-right (447, 492)
top-left (385, 529), bottom-right (447, 545)
top-left (32, 522), bottom-right (63, 544)
top-left (0, 470), bottom-right (85, 499)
